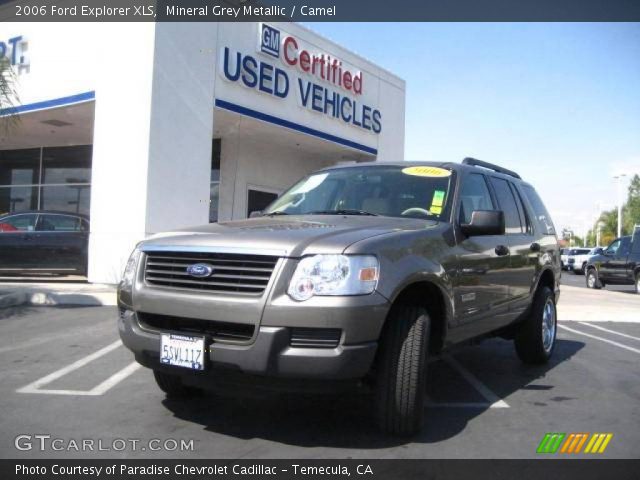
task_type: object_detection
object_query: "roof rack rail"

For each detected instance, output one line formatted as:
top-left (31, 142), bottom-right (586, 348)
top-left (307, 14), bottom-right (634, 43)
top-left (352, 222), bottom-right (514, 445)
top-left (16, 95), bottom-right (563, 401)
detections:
top-left (462, 157), bottom-right (521, 180)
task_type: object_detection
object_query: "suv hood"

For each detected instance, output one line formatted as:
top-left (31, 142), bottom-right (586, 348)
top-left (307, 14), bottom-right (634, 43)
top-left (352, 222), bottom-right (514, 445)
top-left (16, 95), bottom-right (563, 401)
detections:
top-left (141, 215), bottom-right (439, 258)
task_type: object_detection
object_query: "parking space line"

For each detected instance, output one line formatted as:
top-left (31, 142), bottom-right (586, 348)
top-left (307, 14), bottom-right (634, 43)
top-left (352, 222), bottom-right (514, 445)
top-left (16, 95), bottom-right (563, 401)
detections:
top-left (426, 355), bottom-right (509, 409)
top-left (577, 322), bottom-right (640, 342)
top-left (16, 340), bottom-right (141, 396)
top-left (558, 325), bottom-right (640, 355)
top-left (86, 362), bottom-right (142, 395)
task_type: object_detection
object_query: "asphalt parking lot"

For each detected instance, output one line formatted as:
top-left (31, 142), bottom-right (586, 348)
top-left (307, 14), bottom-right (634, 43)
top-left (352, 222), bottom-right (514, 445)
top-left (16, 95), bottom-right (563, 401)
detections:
top-left (0, 280), bottom-right (638, 459)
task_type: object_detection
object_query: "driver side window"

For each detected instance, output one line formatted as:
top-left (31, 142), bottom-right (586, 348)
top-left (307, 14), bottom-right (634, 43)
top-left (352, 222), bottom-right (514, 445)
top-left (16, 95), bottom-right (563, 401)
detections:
top-left (458, 173), bottom-right (495, 224)
top-left (605, 239), bottom-right (620, 255)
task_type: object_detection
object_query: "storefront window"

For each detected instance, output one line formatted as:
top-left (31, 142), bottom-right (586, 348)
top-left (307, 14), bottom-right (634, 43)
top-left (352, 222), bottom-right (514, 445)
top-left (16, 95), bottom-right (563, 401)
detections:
top-left (209, 139), bottom-right (221, 223)
top-left (0, 145), bottom-right (92, 216)
top-left (0, 148), bottom-right (40, 187)
top-left (40, 185), bottom-right (91, 216)
top-left (42, 145), bottom-right (92, 184)
top-left (0, 186), bottom-right (38, 214)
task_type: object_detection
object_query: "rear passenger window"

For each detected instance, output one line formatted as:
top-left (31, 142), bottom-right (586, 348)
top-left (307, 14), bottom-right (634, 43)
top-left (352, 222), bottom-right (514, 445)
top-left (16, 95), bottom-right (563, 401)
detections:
top-left (522, 185), bottom-right (556, 235)
top-left (37, 214), bottom-right (81, 232)
top-left (458, 173), bottom-right (495, 224)
top-left (489, 177), bottom-right (523, 234)
top-left (510, 184), bottom-right (532, 234)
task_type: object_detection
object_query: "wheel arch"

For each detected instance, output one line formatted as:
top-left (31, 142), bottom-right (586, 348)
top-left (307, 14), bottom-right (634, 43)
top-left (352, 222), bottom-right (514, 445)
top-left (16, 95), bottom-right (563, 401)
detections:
top-left (535, 267), bottom-right (557, 299)
top-left (384, 279), bottom-right (452, 354)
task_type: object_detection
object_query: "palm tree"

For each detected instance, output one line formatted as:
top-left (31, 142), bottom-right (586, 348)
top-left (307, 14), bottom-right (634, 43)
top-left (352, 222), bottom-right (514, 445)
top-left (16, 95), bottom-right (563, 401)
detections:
top-left (0, 56), bottom-right (20, 136)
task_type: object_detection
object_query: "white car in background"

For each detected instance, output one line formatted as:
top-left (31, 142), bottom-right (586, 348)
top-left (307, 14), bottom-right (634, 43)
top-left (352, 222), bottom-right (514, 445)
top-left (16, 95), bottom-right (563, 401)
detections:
top-left (560, 248), bottom-right (570, 270)
top-left (568, 247), bottom-right (604, 275)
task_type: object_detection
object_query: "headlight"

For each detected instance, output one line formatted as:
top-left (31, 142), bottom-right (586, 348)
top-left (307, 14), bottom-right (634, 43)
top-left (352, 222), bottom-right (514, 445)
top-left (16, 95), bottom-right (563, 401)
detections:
top-left (120, 247), bottom-right (141, 291)
top-left (287, 254), bottom-right (379, 301)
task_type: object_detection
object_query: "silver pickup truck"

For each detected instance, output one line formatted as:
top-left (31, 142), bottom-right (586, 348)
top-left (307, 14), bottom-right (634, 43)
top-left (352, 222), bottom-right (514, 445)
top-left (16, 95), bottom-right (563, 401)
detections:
top-left (118, 159), bottom-right (560, 435)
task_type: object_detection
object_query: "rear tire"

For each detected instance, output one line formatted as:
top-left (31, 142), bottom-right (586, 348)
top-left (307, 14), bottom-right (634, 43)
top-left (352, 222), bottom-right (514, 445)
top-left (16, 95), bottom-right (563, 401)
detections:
top-left (586, 268), bottom-right (602, 289)
top-left (374, 304), bottom-right (430, 436)
top-left (635, 272), bottom-right (640, 294)
top-left (515, 286), bottom-right (557, 364)
top-left (153, 370), bottom-right (194, 398)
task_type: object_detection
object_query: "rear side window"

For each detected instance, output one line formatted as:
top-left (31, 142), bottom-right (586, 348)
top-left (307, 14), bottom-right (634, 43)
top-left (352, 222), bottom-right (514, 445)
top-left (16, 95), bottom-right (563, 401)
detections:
top-left (37, 214), bottom-right (82, 232)
top-left (522, 185), bottom-right (555, 235)
top-left (489, 177), bottom-right (523, 234)
top-left (458, 173), bottom-right (495, 224)
top-left (619, 237), bottom-right (631, 256)
top-left (633, 229), bottom-right (640, 254)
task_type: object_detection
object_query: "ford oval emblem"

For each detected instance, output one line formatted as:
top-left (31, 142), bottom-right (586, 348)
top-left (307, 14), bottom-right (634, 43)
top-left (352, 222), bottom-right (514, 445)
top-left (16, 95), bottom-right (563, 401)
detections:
top-left (186, 263), bottom-right (214, 278)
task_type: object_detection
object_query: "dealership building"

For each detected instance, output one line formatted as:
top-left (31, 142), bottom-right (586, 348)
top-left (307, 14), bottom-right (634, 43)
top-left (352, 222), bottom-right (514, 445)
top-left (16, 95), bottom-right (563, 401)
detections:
top-left (0, 22), bottom-right (406, 283)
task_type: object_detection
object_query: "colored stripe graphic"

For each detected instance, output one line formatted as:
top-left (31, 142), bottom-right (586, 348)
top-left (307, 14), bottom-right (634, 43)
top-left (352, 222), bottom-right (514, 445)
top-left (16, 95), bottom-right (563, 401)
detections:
top-left (560, 433), bottom-right (589, 453)
top-left (584, 433), bottom-right (613, 454)
top-left (537, 433), bottom-right (566, 453)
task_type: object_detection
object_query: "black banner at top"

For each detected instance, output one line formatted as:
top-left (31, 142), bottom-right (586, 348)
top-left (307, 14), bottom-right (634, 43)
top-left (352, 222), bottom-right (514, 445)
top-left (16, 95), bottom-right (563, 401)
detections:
top-left (1, 0), bottom-right (640, 22)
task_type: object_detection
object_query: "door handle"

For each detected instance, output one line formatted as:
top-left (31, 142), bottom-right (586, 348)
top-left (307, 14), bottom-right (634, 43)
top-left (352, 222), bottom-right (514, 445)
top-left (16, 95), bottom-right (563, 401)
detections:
top-left (495, 245), bottom-right (510, 256)
top-left (530, 242), bottom-right (541, 252)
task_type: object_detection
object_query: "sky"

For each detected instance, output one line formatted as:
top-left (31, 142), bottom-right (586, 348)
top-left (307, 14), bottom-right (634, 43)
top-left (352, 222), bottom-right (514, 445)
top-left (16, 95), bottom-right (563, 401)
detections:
top-left (307, 23), bottom-right (640, 237)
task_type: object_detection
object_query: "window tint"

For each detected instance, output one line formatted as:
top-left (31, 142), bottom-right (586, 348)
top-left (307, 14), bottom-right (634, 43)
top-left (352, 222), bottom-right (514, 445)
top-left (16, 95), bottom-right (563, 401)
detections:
top-left (511, 184), bottom-right (531, 233)
top-left (522, 185), bottom-right (555, 235)
top-left (37, 214), bottom-right (81, 232)
top-left (489, 177), bottom-right (523, 234)
top-left (619, 237), bottom-right (631, 256)
top-left (0, 214), bottom-right (37, 232)
top-left (459, 173), bottom-right (494, 224)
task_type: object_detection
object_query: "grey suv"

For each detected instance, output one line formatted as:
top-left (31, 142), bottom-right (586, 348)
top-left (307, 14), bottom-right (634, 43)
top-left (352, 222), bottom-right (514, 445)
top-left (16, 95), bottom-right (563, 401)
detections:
top-left (118, 158), bottom-right (560, 435)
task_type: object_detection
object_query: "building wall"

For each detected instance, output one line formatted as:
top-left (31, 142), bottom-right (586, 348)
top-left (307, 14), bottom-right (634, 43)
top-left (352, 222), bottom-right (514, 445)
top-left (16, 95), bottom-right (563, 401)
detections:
top-left (217, 125), bottom-right (337, 221)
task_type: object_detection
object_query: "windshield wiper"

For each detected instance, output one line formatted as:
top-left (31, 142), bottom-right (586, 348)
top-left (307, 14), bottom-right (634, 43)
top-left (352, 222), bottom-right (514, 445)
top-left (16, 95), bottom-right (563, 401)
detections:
top-left (263, 211), bottom-right (289, 216)
top-left (307, 209), bottom-right (378, 216)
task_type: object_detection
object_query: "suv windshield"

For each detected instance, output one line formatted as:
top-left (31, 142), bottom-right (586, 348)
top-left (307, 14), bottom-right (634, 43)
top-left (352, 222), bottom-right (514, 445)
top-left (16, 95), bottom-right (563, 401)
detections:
top-left (263, 165), bottom-right (453, 220)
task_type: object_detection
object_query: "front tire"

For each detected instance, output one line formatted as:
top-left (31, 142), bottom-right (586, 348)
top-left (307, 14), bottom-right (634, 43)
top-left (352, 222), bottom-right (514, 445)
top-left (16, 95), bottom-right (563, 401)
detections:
top-left (374, 305), bottom-right (430, 436)
top-left (515, 286), bottom-right (557, 364)
top-left (586, 268), bottom-right (602, 289)
top-left (635, 272), bottom-right (640, 294)
top-left (153, 370), bottom-right (194, 398)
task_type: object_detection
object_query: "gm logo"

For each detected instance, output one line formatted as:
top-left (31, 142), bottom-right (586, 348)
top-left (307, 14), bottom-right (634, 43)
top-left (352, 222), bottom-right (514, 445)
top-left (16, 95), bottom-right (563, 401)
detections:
top-left (260, 24), bottom-right (280, 58)
top-left (186, 263), bottom-right (214, 278)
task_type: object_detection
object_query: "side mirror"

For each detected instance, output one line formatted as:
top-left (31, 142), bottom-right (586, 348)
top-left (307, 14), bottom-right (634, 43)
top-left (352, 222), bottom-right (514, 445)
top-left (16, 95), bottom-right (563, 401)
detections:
top-left (249, 210), bottom-right (263, 218)
top-left (461, 210), bottom-right (505, 237)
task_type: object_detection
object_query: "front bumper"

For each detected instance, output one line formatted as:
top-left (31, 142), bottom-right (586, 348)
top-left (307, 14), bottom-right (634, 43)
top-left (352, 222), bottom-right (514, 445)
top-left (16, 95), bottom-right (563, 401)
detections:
top-left (118, 308), bottom-right (380, 382)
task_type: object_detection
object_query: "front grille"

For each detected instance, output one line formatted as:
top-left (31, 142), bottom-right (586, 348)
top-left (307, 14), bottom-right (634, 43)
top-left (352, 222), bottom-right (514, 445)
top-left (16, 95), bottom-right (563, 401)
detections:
top-left (137, 312), bottom-right (254, 341)
top-left (144, 251), bottom-right (279, 295)
top-left (290, 328), bottom-right (342, 349)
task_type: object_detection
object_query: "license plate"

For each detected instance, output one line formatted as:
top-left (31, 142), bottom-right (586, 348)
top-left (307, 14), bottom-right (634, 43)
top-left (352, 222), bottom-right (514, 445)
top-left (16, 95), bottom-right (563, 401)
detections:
top-left (160, 334), bottom-right (205, 371)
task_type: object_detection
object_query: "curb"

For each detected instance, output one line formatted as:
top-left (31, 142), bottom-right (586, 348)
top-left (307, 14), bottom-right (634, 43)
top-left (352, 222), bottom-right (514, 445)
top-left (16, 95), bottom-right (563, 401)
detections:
top-left (0, 289), bottom-right (116, 307)
top-left (0, 291), bottom-right (29, 309)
